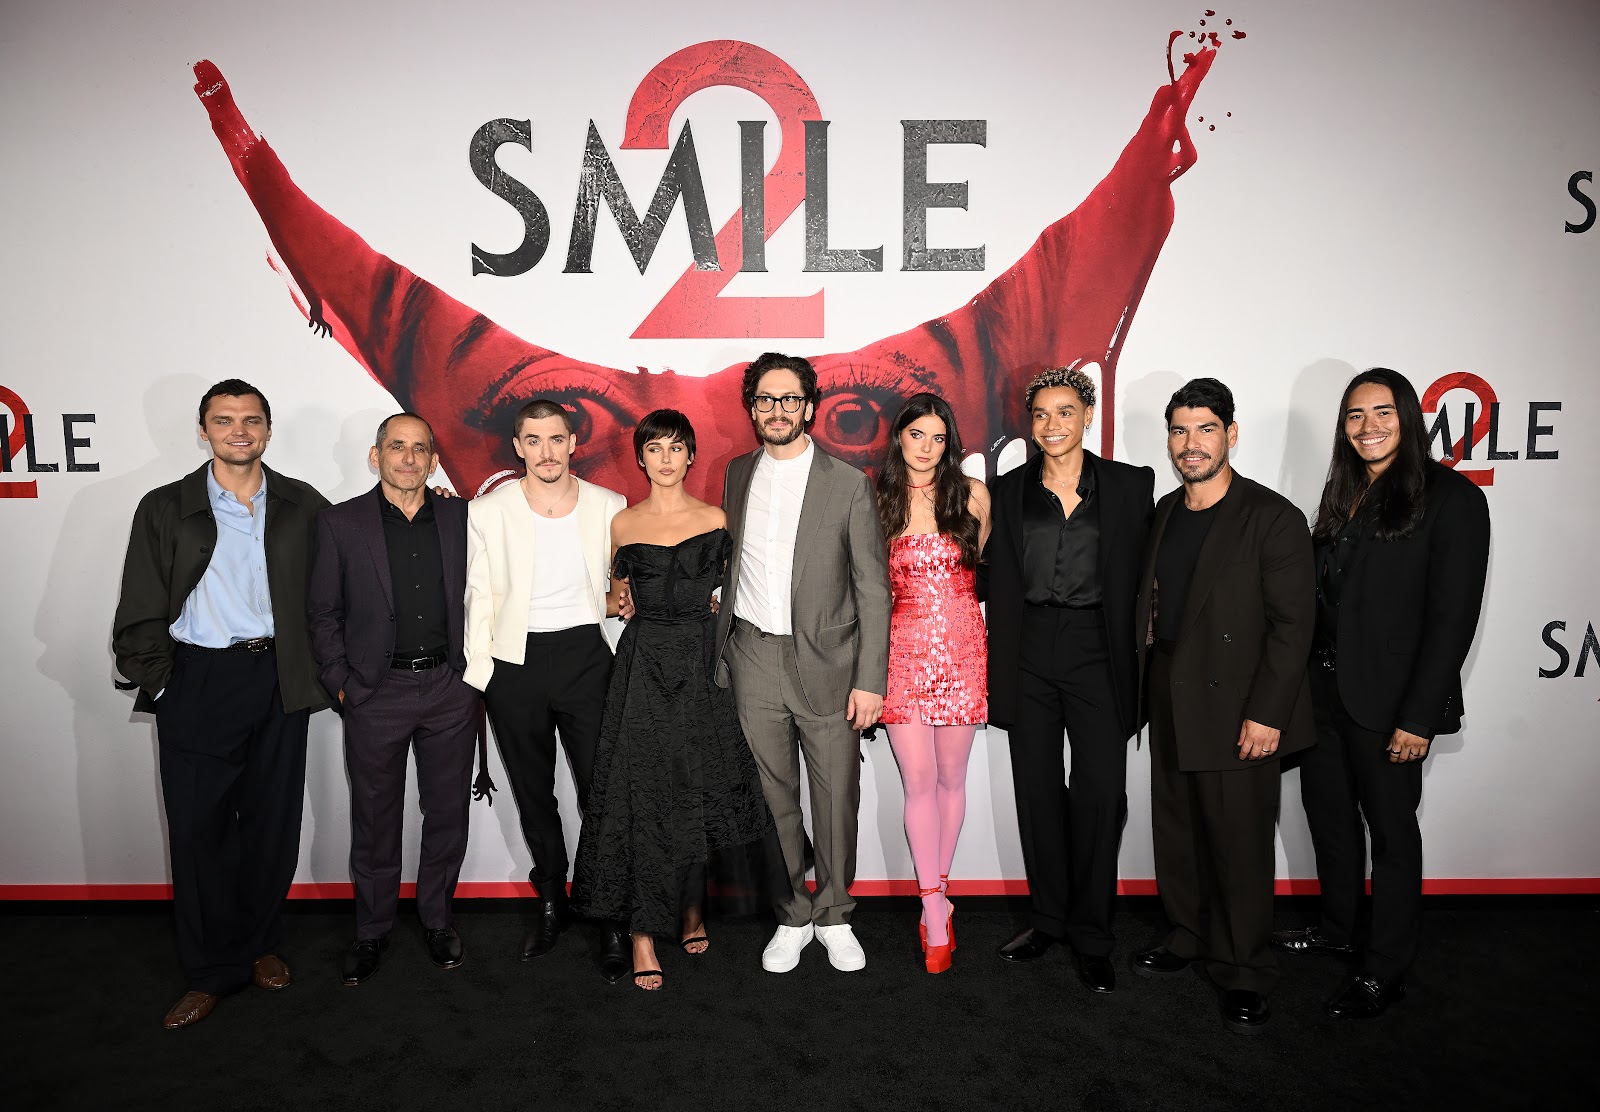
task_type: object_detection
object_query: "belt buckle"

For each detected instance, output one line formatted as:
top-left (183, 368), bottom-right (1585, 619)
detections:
top-left (245, 638), bottom-right (271, 654)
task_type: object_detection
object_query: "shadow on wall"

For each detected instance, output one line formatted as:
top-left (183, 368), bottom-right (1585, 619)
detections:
top-left (1277, 359), bottom-right (1354, 520)
top-left (1121, 370), bottom-right (1187, 489)
top-left (34, 374), bottom-right (210, 890)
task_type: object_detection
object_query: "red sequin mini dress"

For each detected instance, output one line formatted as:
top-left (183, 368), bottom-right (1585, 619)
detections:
top-left (881, 533), bottom-right (988, 725)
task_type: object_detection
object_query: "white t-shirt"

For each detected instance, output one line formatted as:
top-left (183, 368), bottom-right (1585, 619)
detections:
top-left (734, 438), bottom-right (814, 636)
top-left (527, 508), bottom-right (593, 632)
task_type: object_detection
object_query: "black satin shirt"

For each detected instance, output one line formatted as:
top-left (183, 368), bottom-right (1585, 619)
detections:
top-left (1022, 457), bottom-right (1102, 608)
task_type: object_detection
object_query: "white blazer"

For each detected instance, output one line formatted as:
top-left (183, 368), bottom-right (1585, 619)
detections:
top-left (463, 475), bottom-right (626, 691)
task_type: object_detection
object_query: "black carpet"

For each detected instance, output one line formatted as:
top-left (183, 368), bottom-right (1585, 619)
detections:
top-left (7, 896), bottom-right (1596, 1111)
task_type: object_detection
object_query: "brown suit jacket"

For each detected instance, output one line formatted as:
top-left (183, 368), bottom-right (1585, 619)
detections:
top-left (713, 443), bottom-right (892, 716)
top-left (1134, 471), bottom-right (1316, 772)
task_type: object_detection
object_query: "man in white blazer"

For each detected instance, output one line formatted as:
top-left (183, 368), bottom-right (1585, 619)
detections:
top-left (713, 353), bottom-right (893, 974)
top-left (465, 398), bottom-right (627, 978)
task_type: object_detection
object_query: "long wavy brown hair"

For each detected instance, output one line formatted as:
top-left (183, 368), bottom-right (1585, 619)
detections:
top-left (875, 392), bottom-right (981, 566)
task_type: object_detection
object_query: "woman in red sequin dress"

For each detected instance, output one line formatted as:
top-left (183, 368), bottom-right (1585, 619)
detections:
top-left (875, 393), bottom-right (991, 973)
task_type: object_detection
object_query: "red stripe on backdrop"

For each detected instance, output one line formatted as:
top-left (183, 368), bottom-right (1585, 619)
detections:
top-left (3, 878), bottom-right (1598, 900)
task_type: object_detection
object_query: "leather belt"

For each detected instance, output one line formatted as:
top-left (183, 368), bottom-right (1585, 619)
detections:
top-left (179, 637), bottom-right (274, 654)
top-left (391, 651), bottom-right (448, 671)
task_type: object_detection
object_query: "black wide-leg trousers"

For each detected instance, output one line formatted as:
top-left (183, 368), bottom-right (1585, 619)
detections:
top-left (483, 626), bottom-right (611, 896)
top-left (1007, 607), bottom-right (1129, 957)
top-left (155, 643), bottom-right (309, 995)
top-left (1298, 665), bottom-right (1425, 982)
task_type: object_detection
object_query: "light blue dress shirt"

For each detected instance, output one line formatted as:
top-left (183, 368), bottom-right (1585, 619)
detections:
top-left (169, 467), bottom-right (275, 647)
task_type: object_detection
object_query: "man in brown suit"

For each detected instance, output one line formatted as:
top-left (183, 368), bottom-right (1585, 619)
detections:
top-left (1130, 378), bottom-right (1315, 1035)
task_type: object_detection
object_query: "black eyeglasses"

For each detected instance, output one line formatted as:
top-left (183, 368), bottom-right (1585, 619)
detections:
top-left (752, 394), bottom-right (807, 413)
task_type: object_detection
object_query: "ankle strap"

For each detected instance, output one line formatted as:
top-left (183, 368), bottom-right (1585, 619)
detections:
top-left (918, 886), bottom-right (943, 898)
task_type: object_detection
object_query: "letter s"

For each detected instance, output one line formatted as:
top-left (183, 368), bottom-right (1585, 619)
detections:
top-left (1565, 171), bottom-right (1595, 234)
top-left (1539, 620), bottom-right (1569, 678)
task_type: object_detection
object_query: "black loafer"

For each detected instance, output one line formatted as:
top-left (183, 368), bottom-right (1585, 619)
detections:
top-left (341, 936), bottom-right (389, 986)
top-left (1073, 951), bottom-right (1116, 993)
top-left (1271, 926), bottom-right (1356, 958)
top-left (1326, 974), bottom-right (1406, 1020)
top-left (998, 928), bottom-right (1056, 963)
top-left (598, 927), bottom-right (629, 984)
top-left (1220, 989), bottom-right (1270, 1035)
top-left (521, 894), bottom-right (565, 961)
top-left (426, 926), bottom-right (464, 970)
top-left (1131, 946), bottom-right (1194, 977)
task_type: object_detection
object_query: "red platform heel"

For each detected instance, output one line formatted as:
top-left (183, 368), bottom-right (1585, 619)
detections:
top-left (919, 885), bottom-right (953, 973)
top-left (920, 875), bottom-right (956, 952)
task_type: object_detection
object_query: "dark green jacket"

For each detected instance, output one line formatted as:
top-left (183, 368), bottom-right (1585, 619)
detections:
top-left (112, 461), bottom-right (332, 715)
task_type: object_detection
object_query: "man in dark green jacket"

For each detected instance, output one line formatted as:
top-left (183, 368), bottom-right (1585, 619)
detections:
top-left (112, 379), bottom-right (330, 1030)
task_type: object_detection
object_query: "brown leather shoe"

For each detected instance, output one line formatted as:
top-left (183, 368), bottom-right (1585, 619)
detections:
top-left (252, 954), bottom-right (292, 991)
top-left (162, 990), bottom-right (218, 1029)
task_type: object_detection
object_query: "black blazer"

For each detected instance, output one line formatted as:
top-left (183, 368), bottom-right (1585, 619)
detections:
top-left (1321, 462), bottom-right (1491, 738)
top-left (1134, 471), bottom-right (1316, 773)
top-left (112, 462), bottom-right (331, 715)
top-left (983, 450), bottom-right (1155, 735)
top-left (306, 485), bottom-right (470, 710)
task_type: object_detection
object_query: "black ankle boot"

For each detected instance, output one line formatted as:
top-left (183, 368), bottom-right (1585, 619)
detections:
top-left (521, 889), bottom-right (566, 961)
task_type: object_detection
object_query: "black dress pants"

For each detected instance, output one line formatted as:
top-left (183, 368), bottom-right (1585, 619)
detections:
top-left (483, 626), bottom-right (611, 895)
top-left (1147, 645), bottom-right (1281, 995)
top-left (155, 643), bottom-right (310, 994)
top-left (343, 664), bottom-right (480, 938)
top-left (1299, 666), bottom-right (1425, 981)
top-left (1008, 607), bottom-right (1128, 956)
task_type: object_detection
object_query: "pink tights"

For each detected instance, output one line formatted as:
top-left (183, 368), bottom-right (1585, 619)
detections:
top-left (886, 715), bottom-right (978, 947)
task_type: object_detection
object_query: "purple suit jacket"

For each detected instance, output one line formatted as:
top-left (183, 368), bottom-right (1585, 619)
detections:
top-left (306, 485), bottom-right (469, 709)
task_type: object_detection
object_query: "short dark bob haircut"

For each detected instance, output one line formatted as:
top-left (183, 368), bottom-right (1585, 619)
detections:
top-left (633, 408), bottom-right (697, 461)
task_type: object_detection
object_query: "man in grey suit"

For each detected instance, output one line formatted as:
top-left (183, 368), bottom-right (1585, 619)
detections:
top-left (713, 352), bottom-right (893, 973)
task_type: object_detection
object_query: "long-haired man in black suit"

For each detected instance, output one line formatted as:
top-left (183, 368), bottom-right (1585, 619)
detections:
top-left (1274, 368), bottom-right (1490, 1019)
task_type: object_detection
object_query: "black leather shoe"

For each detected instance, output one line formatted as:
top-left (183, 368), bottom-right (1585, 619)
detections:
top-left (1220, 989), bottom-right (1270, 1035)
top-left (1271, 926), bottom-right (1357, 958)
top-left (426, 926), bottom-right (464, 970)
top-left (598, 927), bottom-right (629, 984)
top-left (341, 936), bottom-right (388, 985)
top-left (521, 893), bottom-right (565, 961)
top-left (1073, 951), bottom-right (1116, 993)
top-left (1131, 946), bottom-right (1194, 977)
top-left (998, 928), bottom-right (1057, 963)
top-left (1326, 973), bottom-right (1406, 1019)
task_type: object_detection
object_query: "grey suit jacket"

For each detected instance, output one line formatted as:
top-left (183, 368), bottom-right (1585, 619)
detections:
top-left (713, 442), bottom-right (892, 716)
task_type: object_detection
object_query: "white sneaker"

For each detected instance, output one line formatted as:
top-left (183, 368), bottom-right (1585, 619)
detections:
top-left (814, 923), bottom-right (867, 971)
top-left (762, 923), bottom-right (814, 973)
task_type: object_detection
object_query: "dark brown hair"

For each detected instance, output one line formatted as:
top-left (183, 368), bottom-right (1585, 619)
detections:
top-left (875, 392), bottom-right (981, 566)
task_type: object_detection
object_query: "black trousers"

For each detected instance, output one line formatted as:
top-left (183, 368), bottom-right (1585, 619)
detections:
top-left (1299, 665), bottom-right (1425, 981)
top-left (1147, 645), bottom-right (1281, 995)
top-left (1008, 607), bottom-right (1128, 956)
top-left (483, 626), bottom-right (611, 894)
top-left (343, 664), bottom-right (480, 938)
top-left (155, 643), bottom-right (310, 994)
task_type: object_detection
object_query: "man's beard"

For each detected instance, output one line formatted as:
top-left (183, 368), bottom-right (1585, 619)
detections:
top-left (759, 418), bottom-right (805, 447)
top-left (1177, 453), bottom-right (1226, 485)
top-left (530, 463), bottom-right (568, 484)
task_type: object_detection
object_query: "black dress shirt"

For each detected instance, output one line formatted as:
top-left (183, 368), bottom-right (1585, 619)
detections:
top-left (1153, 493), bottom-right (1224, 643)
top-left (1022, 457), bottom-right (1102, 608)
top-left (381, 492), bottom-right (449, 658)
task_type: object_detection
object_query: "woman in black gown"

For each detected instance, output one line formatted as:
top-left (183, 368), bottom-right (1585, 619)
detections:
top-left (571, 410), bottom-right (771, 990)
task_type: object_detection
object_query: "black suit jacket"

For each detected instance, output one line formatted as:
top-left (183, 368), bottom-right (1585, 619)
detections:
top-left (306, 485), bottom-right (470, 709)
top-left (1321, 462), bottom-right (1491, 738)
top-left (112, 461), bottom-right (331, 715)
top-left (1134, 471), bottom-right (1316, 772)
top-left (983, 450), bottom-right (1155, 735)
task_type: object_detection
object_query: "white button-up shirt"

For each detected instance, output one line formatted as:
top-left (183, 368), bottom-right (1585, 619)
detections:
top-left (735, 438), bottom-right (814, 636)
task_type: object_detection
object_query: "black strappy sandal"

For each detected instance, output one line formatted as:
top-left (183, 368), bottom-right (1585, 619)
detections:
top-left (632, 969), bottom-right (664, 990)
top-left (679, 931), bottom-right (710, 955)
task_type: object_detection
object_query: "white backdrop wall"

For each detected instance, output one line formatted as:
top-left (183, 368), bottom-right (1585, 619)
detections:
top-left (1, 0), bottom-right (1595, 895)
